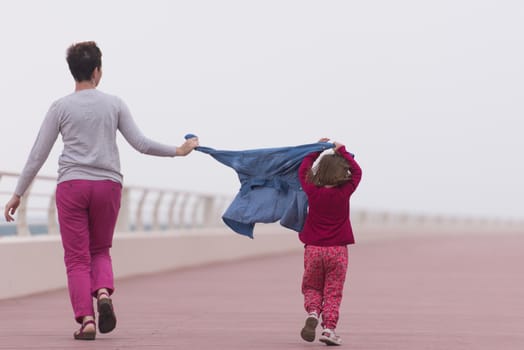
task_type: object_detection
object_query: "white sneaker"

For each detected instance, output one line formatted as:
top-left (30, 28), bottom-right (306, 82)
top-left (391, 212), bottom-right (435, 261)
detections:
top-left (300, 312), bottom-right (319, 342)
top-left (319, 328), bottom-right (342, 346)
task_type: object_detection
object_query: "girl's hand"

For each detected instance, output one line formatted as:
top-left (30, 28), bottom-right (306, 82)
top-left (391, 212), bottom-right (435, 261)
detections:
top-left (333, 141), bottom-right (345, 152)
top-left (318, 137), bottom-right (330, 143)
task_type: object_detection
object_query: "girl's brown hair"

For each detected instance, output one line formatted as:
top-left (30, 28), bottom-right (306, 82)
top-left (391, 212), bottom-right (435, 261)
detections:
top-left (307, 153), bottom-right (350, 187)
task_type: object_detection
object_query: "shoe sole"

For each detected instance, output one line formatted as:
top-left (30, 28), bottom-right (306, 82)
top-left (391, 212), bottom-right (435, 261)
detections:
top-left (74, 331), bottom-right (96, 341)
top-left (74, 320), bottom-right (96, 340)
top-left (98, 299), bottom-right (117, 334)
top-left (300, 317), bottom-right (319, 342)
top-left (319, 336), bottom-right (342, 346)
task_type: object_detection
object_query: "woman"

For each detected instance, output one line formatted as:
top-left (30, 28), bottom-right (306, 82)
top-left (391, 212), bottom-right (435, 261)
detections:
top-left (3, 41), bottom-right (199, 340)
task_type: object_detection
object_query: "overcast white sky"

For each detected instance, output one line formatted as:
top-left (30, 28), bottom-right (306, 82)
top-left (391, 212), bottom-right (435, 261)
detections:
top-left (1, 0), bottom-right (523, 219)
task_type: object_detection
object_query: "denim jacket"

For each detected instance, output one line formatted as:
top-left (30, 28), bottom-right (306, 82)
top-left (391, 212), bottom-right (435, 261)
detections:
top-left (196, 142), bottom-right (334, 238)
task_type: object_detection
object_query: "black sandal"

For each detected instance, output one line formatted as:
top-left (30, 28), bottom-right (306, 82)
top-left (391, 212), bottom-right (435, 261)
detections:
top-left (74, 319), bottom-right (96, 340)
top-left (97, 292), bottom-right (117, 334)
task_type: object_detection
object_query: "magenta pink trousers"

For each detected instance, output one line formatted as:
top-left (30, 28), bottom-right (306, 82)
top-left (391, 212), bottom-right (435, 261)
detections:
top-left (56, 180), bottom-right (121, 323)
top-left (302, 245), bottom-right (348, 330)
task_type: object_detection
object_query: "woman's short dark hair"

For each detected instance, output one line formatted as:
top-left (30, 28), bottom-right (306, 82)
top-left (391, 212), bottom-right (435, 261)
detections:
top-left (66, 41), bottom-right (102, 82)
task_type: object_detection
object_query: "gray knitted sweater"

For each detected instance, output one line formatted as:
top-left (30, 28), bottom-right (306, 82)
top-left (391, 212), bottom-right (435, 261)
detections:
top-left (15, 89), bottom-right (178, 196)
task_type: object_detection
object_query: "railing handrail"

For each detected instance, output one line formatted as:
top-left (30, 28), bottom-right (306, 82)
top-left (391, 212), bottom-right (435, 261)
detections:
top-left (0, 171), bottom-right (232, 236)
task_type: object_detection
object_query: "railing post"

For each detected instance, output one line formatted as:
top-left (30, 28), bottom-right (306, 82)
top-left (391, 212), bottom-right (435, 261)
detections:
top-left (135, 188), bottom-right (149, 231)
top-left (178, 193), bottom-right (189, 228)
top-left (47, 192), bottom-right (59, 235)
top-left (16, 185), bottom-right (32, 236)
top-left (190, 196), bottom-right (202, 227)
top-left (201, 195), bottom-right (215, 227)
top-left (152, 191), bottom-right (165, 231)
top-left (167, 192), bottom-right (178, 230)
top-left (115, 187), bottom-right (130, 232)
top-left (212, 197), bottom-right (223, 227)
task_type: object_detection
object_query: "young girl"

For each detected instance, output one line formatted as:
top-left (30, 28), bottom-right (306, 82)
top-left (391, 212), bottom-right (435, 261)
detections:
top-left (298, 138), bottom-right (362, 346)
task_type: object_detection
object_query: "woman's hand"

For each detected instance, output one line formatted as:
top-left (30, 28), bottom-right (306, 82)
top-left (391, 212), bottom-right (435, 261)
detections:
top-left (318, 137), bottom-right (330, 143)
top-left (4, 194), bottom-right (21, 222)
top-left (176, 137), bottom-right (199, 156)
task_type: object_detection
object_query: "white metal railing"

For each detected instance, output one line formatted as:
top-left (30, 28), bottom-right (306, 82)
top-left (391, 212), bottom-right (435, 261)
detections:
top-left (1, 171), bottom-right (523, 237)
top-left (0, 171), bottom-right (231, 236)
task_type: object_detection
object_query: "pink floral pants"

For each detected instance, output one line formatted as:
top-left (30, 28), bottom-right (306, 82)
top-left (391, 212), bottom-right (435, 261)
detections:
top-left (301, 245), bottom-right (348, 330)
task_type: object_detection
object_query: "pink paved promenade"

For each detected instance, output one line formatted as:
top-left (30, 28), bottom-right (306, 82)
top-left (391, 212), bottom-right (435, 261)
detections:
top-left (1, 232), bottom-right (523, 349)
